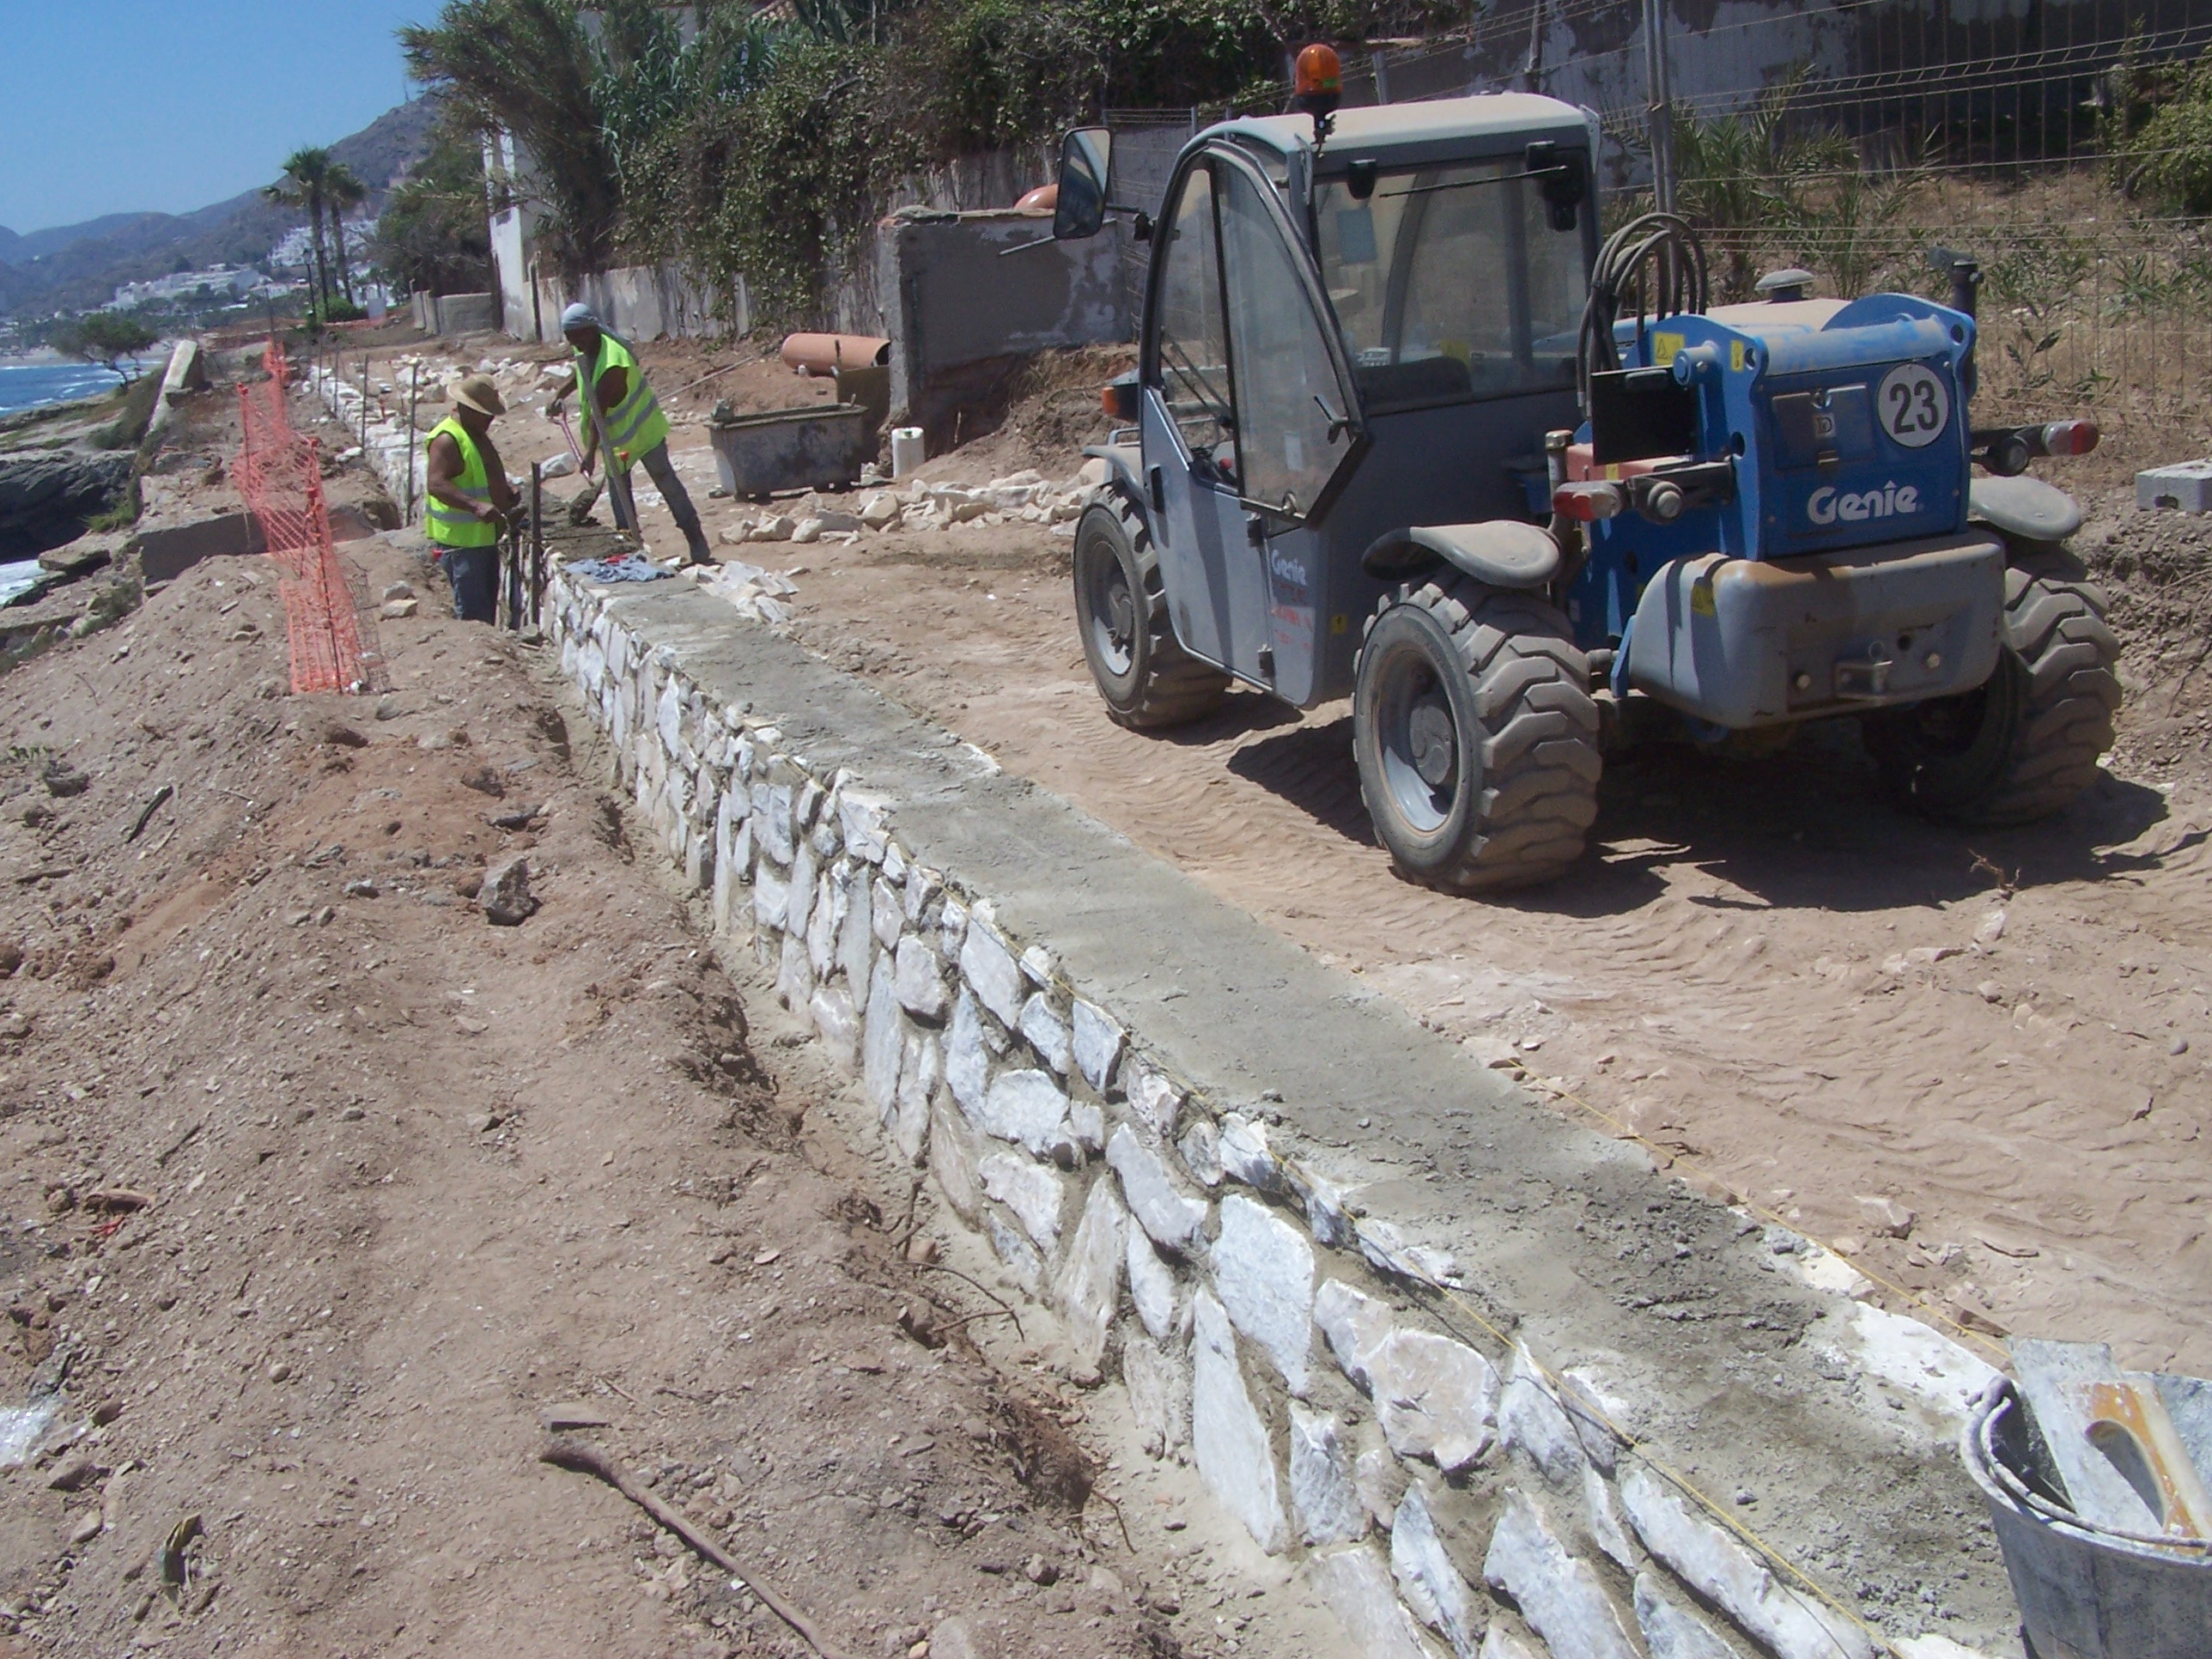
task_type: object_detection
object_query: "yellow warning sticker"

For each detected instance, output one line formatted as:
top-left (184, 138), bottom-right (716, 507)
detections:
top-left (1691, 579), bottom-right (1717, 617)
top-left (1652, 331), bottom-right (1685, 368)
top-left (1329, 613), bottom-right (1349, 635)
top-left (1729, 340), bottom-right (1747, 373)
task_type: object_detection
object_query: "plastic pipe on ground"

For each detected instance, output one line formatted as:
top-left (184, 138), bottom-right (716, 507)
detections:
top-left (781, 333), bottom-right (890, 376)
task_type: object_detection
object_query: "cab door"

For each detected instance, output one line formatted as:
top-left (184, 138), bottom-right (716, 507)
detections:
top-left (1141, 147), bottom-right (1365, 689)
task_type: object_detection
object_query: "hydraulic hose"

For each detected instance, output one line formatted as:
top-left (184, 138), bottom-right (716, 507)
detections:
top-left (1577, 212), bottom-right (1711, 413)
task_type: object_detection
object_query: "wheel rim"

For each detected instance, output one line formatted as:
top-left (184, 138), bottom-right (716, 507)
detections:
top-left (1373, 637), bottom-right (1461, 835)
top-left (1084, 534), bottom-right (1136, 678)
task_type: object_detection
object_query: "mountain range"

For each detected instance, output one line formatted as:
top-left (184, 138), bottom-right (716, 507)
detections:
top-left (0, 97), bottom-right (445, 319)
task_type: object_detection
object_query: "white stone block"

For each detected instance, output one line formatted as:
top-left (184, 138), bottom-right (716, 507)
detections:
top-left (1067, 1099), bottom-right (1104, 1153)
top-left (871, 877), bottom-right (902, 949)
top-left (1191, 1290), bottom-right (1286, 1554)
top-left (775, 933), bottom-right (813, 1012)
top-left (1307, 1547), bottom-right (1443, 1659)
top-left (805, 870), bottom-right (837, 978)
top-left (1482, 1489), bottom-right (1639, 1659)
top-left (939, 894), bottom-right (968, 961)
top-left (1125, 1058), bottom-right (1184, 1139)
top-left (752, 863), bottom-right (789, 931)
top-left (895, 934), bottom-right (950, 1020)
top-left (1356, 1444), bottom-right (1406, 1533)
top-left (894, 1030), bottom-right (939, 1165)
top-left (1618, 1464), bottom-right (1875, 1659)
top-left (1218, 1114), bottom-right (1280, 1190)
top-left (1212, 1193), bottom-right (1315, 1394)
top-left (1054, 1178), bottom-right (1126, 1370)
top-left (959, 920), bottom-right (1026, 1025)
top-left (761, 783), bottom-right (794, 864)
top-left (1070, 999), bottom-right (1124, 1093)
top-left (945, 990), bottom-right (989, 1115)
top-left (810, 982), bottom-right (859, 1071)
top-left (1499, 1348), bottom-right (1588, 1486)
top-left (981, 1152), bottom-right (1065, 1250)
top-left (1371, 1330), bottom-right (1498, 1474)
top-left (1290, 1407), bottom-right (1365, 1547)
top-left (1178, 1118), bottom-right (1222, 1186)
top-left (838, 788), bottom-right (890, 861)
top-left (1633, 1571), bottom-right (1747, 1659)
top-left (1314, 1278), bottom-right (1395, 1391)
top-left (1290, 1164), bottom-right (1352, 1248)
top-left (1018, 994), bottom-right (1073, 1076)
top-left (986, 1210), bottom-right (1042, 1292)
top-left (1106, 1125), bottom-right (1208, 1252)
top-left (1127, 1229), bottom-right (1179, 1342)
top-left (787, 842), bottom-right (818, 941)
top-left (1480, 1629), bottom-right (1543, 1659)
top-left (1393, 1484), bottom-right (1481, 1659)
top-left (1124, 1334), bottom-right (1190, 1460)
top-left (836, 871), bottom-right (873, 991)
top-left (862, 957), bottom-right (903, 1124)
top-left (978, 1069), bottom-right (1071, 1158)
top-left (1358, 1218), bottom-right (1462, 1288)
top-left (930, 1097), bottom-right (982, 1223)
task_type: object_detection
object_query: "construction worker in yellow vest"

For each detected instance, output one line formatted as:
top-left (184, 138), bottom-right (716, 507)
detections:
top-left (423, 374), bottom-right (518, 623)
top-left (556, 301), bottom-right (713, 566)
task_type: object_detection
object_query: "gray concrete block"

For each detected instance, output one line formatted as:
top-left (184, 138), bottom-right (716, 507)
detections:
top-left (2137, 459), bottom-right (2212, 512)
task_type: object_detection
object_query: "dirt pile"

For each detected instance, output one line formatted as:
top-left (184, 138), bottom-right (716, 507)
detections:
top-left (0, 507), bottom-right (1180, 1651)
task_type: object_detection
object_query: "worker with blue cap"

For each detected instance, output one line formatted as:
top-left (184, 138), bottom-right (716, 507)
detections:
top-left (553, 301), bottom-right (713, 565)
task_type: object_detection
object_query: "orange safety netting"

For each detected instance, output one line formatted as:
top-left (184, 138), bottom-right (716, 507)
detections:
top-left (235, 340), bottom-right (386, 696)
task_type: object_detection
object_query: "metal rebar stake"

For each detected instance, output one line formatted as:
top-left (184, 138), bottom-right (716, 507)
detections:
top-left (1644, 0), bottom-right (1676, 215)
top-left (529, 462), bottom-right (544, 628)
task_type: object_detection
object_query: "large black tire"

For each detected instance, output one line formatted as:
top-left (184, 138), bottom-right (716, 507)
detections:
top-left (1863, 552), bottom-right (2121, 825)
top-left (1072, 493), bottom-right (1229, 729)
top-left (1353, 575), bottom-right (1601, 892)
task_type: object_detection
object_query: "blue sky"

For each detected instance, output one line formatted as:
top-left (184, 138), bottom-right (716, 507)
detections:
top-left (0, 2), bottom-right (443, 235)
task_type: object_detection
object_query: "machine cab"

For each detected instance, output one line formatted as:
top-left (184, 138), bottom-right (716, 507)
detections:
top-left (1055, 96), bottom-right (1600, 705)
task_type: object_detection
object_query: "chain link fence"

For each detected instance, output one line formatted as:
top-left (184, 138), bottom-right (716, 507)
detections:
top-left (1104, 2), bottom-right (2212, 476)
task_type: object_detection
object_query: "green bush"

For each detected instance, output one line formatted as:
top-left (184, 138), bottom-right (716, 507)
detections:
top-left (2132, 76), bottom-right (2212, 215)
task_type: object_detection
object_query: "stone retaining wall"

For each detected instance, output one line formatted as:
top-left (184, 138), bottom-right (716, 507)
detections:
top-left (540, 566), bottom-right (1994, 1659)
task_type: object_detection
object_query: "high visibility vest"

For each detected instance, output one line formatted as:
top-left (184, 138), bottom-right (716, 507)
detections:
top-left (425, 416), bottom-right (498, 549)
top-left (574, 331), bottom-right (670, 464)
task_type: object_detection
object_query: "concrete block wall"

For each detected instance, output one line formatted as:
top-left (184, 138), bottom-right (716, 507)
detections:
top-left (541, 567), bottom-right (1980, 1659)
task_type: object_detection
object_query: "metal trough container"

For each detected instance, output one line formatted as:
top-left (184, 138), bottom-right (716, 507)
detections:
top-left (708, 404), bottom-right (872, 498)
top-left (1964, 1378), bottom-right (2212, 1658)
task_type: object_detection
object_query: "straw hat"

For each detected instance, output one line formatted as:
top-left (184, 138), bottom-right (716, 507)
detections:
top-left (449, 374), bottom-right (505, 417)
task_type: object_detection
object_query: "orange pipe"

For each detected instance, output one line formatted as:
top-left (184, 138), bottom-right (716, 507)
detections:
top-left (781, 332), bottom-right (890, 375)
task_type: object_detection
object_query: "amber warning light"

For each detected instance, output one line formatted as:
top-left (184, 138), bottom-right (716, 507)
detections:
top-left (1293, 44), bottom-right (1341, 123)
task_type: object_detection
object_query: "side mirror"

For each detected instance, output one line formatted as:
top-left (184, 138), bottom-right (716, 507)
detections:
top-left (1526, 141), bottom-right (1587, 233)
top-left (1053, 128), bottom-right (1113, 241)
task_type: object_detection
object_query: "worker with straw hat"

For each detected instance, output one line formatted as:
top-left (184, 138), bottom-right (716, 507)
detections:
top-left (423, 372), bottom-right (518, 623)
top-left (554, 301), bottom-right (713, 566)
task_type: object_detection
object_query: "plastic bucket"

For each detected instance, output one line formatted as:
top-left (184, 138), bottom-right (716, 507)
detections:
top-left (1961, 1379), bottom-right (2212, 1657)
top-left (890, 426), bottom-right (926, 481)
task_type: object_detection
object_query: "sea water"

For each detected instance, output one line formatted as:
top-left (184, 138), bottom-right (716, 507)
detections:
top-left (0, 361), bottom-right (129, 417)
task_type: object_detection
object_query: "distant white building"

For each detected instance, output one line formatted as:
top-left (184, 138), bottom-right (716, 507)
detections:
top-left (109, 264), bottom-right (267, 310)
top-left (270, 218), bottom-right (374, 275)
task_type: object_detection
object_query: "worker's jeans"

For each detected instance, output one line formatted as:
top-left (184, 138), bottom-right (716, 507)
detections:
top-left (440, 545), bottom-right (498, 623)
top-left (611, 441), bottom-right (712, 562)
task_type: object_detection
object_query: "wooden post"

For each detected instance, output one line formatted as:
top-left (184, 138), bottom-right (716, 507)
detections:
top-left (404, 364), bottom-right (421, 526)
top-left (529, 462), bottom-right (544, 627)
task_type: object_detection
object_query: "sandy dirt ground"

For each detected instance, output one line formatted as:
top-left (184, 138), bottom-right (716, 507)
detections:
top-left (349, 335), bottom-right (2212, 1383)
top-left (0, 387), bottom-right (1300, 1656)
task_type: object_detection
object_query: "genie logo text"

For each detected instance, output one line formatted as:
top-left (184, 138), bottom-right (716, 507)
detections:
top-left (1808, 480), bottom-right (1921, 526)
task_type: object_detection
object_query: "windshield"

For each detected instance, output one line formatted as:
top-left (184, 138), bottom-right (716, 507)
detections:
top-left (1316, 160), bottom-right (1586, 412)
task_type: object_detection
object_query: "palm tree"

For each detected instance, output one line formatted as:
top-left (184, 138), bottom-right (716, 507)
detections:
top-left (325, 162), bottom-right (368, 304)
top-left (264, 146), bottom-right (337, 313)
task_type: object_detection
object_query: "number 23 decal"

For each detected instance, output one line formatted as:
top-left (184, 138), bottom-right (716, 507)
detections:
top-left (1878, 363), bottom-right (1949, 449)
